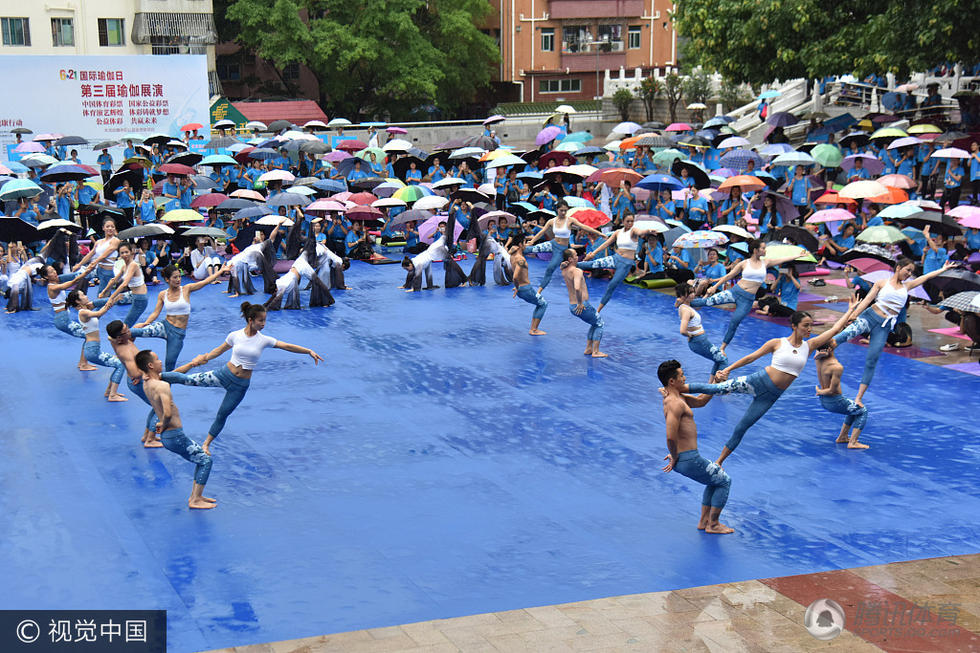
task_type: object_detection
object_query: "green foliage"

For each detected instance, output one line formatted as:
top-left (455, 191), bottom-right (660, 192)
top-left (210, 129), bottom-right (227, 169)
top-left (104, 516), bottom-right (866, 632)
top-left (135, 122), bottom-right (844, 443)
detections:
top-left (664, 73), bottom-right (684, 123)
top-left (637, 77), bottom-right (663, 122)
top-left (612, 88), bottom-right (634, 121)
top-left (673, 0), bottom-right (980, 83)
top-left (681, 70), bottom-right (713, 105)
top-left (226, 0), bottom-right (498, 120)
top-left (718, 78), bottom-right (750, 112)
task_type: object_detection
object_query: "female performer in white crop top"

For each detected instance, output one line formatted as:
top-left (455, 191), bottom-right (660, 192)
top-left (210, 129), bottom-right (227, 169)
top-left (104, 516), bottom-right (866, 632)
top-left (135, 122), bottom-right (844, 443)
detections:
top-left (577, 214), bottom-right (661, 313)
top-left (523, 199), bottom-right (604, 293)
top-left (101, 241), bottom-right (149, 327)
top-left (675, 281), bottom-right (729, 381)
top-left (72, 217), bottom-right (121, 293)
top-left (67, 289), bottom-right (126, 401)
top-left (691, 239), bottom-right (803, 354)
top-left (832, 256), bottom-right (954, 406)
top-left (42, 262), bottom-right (97, 370)
top-left (683, 298), bottom-right (857, 466)
top-left (165, 301), bottom-right (322, 455)
top-left (135, 261), bottom-right (228, 370)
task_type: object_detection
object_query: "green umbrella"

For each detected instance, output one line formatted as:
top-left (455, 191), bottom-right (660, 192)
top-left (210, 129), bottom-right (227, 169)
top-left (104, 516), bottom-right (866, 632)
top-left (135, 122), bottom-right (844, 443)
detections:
top-left (653, 148), bottom-right (686, 169)
top-left (764, 244), bottom-right (817, 263)
top-left (869, 127), bottom-right (907, 140)
top-left (857, 225), bottom-right (906, 244)
top-left (810, 144), bottom-right (843, 168)
top-left (561, 131), bottom-right (593, 143)
top-left (554, 142), bottom-right (581, 153)
top-left (355, 147), bottom-right (385, 162)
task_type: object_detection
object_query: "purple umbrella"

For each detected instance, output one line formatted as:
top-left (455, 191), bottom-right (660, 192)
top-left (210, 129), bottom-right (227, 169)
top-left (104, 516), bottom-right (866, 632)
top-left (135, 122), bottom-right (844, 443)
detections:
top-left (752, 191), bottom-right (800, 222)
top-left (887, 136), bottom-right (923, 150)
top-left (536, 126), bottom-right (563, 147)
top-left (419, 213), bottom-right (464, 244)
top-left (841, 154), bottom-right (884, 175)
top-left (324, 150), bottom-right (352, 163)
top-left (711, 167), bottom-right (736, 177)
top-left (767, 111), bottom-right (799, 127)
top-left (483, 115), bottom-right (505, 126)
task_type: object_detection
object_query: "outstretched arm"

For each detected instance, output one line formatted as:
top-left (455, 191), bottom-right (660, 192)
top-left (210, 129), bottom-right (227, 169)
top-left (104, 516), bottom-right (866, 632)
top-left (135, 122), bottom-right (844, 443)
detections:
top-left (719, 338), bottom-right (780, 377)
top-left (135, 291), bottom-right (166, 328)
top-left (525, 219), bottom-right (553, 247)
top-left (807, 297), bottom-right (858, 349)
top-left (191, 342), bottom-right (232, 368)
top-left (906, 260), bottom-right (955, 290)
top-left (274, 340), bottom-right (323, 364)
top-left (584, 232), bottom-right (617, 260)
top-left (708, 260), bottom-right (745, 291)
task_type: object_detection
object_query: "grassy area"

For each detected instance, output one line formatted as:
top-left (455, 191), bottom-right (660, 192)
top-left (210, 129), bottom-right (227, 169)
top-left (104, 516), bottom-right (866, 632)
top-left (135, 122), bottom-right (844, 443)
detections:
top-left (493, 100), bottom-right (601, 115)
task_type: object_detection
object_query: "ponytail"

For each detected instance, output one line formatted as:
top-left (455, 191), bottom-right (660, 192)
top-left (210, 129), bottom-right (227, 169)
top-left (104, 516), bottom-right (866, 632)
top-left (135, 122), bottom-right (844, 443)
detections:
top-left (66, 289), bottom-right (84, 308)
top-left (240, 301), bottom-right (266, 321)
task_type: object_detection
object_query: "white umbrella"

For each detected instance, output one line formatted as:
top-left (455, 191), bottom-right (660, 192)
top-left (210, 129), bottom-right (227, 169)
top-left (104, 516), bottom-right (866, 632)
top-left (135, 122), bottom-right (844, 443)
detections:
top-left (256, 215), bottom-right (293, 227)
top-left (257, 170), bottom-right (295, 183)
top-left (712, 224), bottom-right (753, 239)
top-left (686, 102), bottom-right (708, 110)
top-left (303, 120), bottom-right (328, 130)
top-left (413, 195), bottom-right (449, 211)
top-left (327, 118), bottom-right (352, 128)
top-left (839, 180), bottom-right (888, 199)
top-left (245, 121), bottom-right (267, 131)
top-left (372, 197), bottom-right (407, 208)
top-left (556, 104), bottom-right (576, 114)
top-left (382, 139), bottom-right (412, 153)
top-left (432, 177), bottom-right (466, 189)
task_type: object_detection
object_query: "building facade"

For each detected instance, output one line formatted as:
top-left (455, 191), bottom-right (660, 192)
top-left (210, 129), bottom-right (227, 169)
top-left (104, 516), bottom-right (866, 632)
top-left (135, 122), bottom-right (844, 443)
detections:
top-left (485, 0), bottom-right (677, 103)
top-left (0, 0), bottom-right (219, 95)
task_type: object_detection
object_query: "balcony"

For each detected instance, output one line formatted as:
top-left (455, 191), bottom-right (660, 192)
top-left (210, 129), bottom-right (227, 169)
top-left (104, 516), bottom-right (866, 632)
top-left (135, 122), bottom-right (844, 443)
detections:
top-left (131, 12), bottom-right (217, 44)
top-left (561, 52), bottom-right (626, 72)
top-left (550, 0), bottom-right (645, 19)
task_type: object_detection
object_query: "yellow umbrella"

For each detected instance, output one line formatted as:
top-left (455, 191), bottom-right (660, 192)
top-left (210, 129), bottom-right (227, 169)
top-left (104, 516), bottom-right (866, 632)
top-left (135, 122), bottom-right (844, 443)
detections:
top-left (764, 244), bottom-right (816, 263)
top-left (161, 209), bottom-right (204, 222)
top-left (907, 124), bottom-right (942, 134)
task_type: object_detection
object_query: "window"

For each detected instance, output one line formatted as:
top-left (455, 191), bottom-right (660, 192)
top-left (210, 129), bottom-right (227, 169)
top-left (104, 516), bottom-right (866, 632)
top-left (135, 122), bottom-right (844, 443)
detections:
top-left (216, 55), bottom-right (241, 81)
top-left (596, 24), bottom-right (623, 52)
top-left (561, 25), bottom-right (590, 53)
top-left (540, 27), bottom-right (554, 52)
top-left (1, 17), bottom-right (30, 46)
top-left (628, 25), bottom-right (641, 49)
top-left (282, 62), bottom-right (300, 81)
top-left (539, 78), bottom-right (581, 94)
top-left (51, 18), bottom-right (74, 47)
top-left (98, 18), bottom-right (125, 47)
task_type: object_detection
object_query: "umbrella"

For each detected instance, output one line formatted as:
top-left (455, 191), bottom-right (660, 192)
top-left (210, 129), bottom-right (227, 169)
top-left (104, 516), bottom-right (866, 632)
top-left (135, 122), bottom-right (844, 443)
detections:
top-left (925, 269), bottom-right (980, 296)
top-left (955, 214), bottom-right (980, 229)
top-left (771, 225), bottom-right (819, 252)
top-left (267, 192), bottom-right (311, 208)
top-left (772, 151), bottom-right (815, 167)
top-left (652, 149), bottom-right (687, 169)
top-left (712, 224), bottom-right (753, 239)
top-left (159, 163), bottom-right (195, 176)
top-left (328, 118), bottom-right (352, 128)
top-left (536, 126), bottom-right (563, 146)
top-left (388, 208), bottom-right (433, 228)
top-left (0, 179), bottom-right (43, 200)
top-left (878, 174), bottom-right (915, 189)
top-left (116, 223), bottom-right (175, 240)
top-left (190, 193), bottom-right (230, 209)
top-left (483, 115), bottom-right (506, 126)
top-left (939, 291), bottom-right (980, 313)
top-left (896, 211), bottom-right (963, 237)
top-left (673, 230), bottom-right (729, 248)
top-left (160, 209), bottom-right (203, 223)
top-left (484, 154), bottom-right (527, 169)
top-left (336, 140), bottom-right (367, 152)
top-left (53, 135), bottom-right (87, 147)
top-left (373, 197), bottom-right (407, 209)
top-left (40, 164), bottom-right (93, 183)
top-left (419, 214), bottom-right (463, 243)
top-left (392, 185), bottom-right (433, 203)
top-left (585, 167), bottom-right (642, 188)
top-left (312, 179), bottom-right (347, 194)
top-left (257, 170), bottom-right (295, 184)
top-left (718, 136), bottom-right (751, 149)
top-left (869, 127), bottom-right (907, 140)
top-left (635, 135), bottom-right (674, 148)
top-left (717, 175), bottom-right (766, 193)
top-left (841, 154), bottom-right (884, 175)
top-left (347, 191), bottom-right (378, 206)
top-left (350, 177), bottom-right (386, 191)
top-left (662, 225), bottom-right (690, 249)
top-left (677, 135), bottom-right (711, 148)
top-left (931, 147), bottom-right (970, 159)
top-left (36, 218), bottom-right (82, 234)
top-left (887, 136), bottom-right (923, 150)
top-left (475, 210), bottom-right (517, 229)
top-left (255, 215), bottom-right (293, 227)
top-left (449, 187), bottom-right (489, 204)
top-left (566, 207), bottom-right (611, 229)
top-left (305, 198), bottom-right (347, 214)
top-left (178, 226), bottom-right (227, 239)
top-left (0, 217), bottom-right (40, 242)
top-left (810, 144), bottom-right (843, 168)
top-left (868, 186), bottom-right (908, 205)
top-left (562, 131), bottom-right (593, 144)
top-left (758, 143), bottom-right (795, 157)
top-left (766, 112), bottom-right (799, 127)
top-left (382, 139), bottom-right (413, 153)
top-left (216, 198), bottom-right (258, 211)
top-left (857, 225), bottom-right (907, 244)
top-left (669, 160), bottom-right (711, 189)
top-left (346, 205), bottom-right (384, 222)
top-left (751, 190), bottom-right (799, 222)
top-left (665, 122), bottom-right (692, 132)
top-left (763, 244), bottom-right (816, 263)
top-left (839, 180), bottom-right (888, 199)
top-left (842, 243), bottom-right (896, 267)
top-left (538, 150), bottom-right (576, 168)
top-left (719, 149), bottom-right (763, 171)
top-left (555, 105), bottom-right (576, 114)
top-left (234, 205), bottom-right (274, 221)
top-left (637, 174), bottom-right (684, 192)
top-left (807, 208), bottom-right (855, 224)
top-left (200, 154), bottom-right (238, 167)
top-left (612, 121), bottom-right (642, 135)
top-left (413, 195), bottom-right (449, 211)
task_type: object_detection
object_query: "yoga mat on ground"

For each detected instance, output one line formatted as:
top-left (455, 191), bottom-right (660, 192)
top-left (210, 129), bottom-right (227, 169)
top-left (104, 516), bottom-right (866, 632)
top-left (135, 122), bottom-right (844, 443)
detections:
top-left (929, 327), bottom-right (972, 342)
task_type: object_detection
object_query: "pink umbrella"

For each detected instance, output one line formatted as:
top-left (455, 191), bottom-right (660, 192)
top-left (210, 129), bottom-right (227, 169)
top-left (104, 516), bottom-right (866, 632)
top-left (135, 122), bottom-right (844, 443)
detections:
top-left (848, 257), bottom-right (893, 274)
top-left (32, 133), bottom-right (58, 142)
top-left (386, 126), bottom-right (407, 135)
top-left (419, 213), bottom-right (463, 244)
top-left (324, 150), bottom-right (351, 163)
top-left (807, 208), bottom-right (856, 224)
top-left (841, 154), bottom-right (884, 175)
top-left (0, 164), bottom-right (12, 175)
top-left (930, 147), bottom-right (970, 159)
top-left (535, 126), bottom-right (562, 146)
top-left (190, 192), bottom-right (229, 209)
top-left (305, 198), bottom-right (346, 214)
top-left (878, 174), bottom-right (915, 189)
top-left (665, 122), bottom-right (692, 132)
top-left (14, 142), bottom-right (45, 153)
top-left (947, 204), bottom-right (980, 220)
top-left (332, 191), bottom-right (352, 203)
top-left (230, 189), bottom-right (265, 201)
top-left (956, 214), bottom-right (980, 229)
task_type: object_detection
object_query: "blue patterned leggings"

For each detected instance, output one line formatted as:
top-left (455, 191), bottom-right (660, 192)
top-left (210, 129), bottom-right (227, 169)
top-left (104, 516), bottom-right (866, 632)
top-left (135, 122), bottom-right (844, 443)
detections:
top-left (687, 333), bottom-right (729, 375)
top-left (832, 306), bottom-right (891, 386)
top-left (577, 253), bottom-right (634, 307)
top-left (674, 450), bottom-right (731, 508)
top-left (569, 302), bottom-right (604, 343)
top-left (688, 369), bottom-right (786, 453)
top-left (160, 428), bottom-right (213, 485)
top-left (691, 285), bottom-right (756, 345)
top-left (523, 240), bottom-right (564, 290)
top-left (819, 394), bottom-right (868, 430)
top-left (83, 340), bottom-right (125, 384)
top-left (516, 284), bottom-right (548, 321)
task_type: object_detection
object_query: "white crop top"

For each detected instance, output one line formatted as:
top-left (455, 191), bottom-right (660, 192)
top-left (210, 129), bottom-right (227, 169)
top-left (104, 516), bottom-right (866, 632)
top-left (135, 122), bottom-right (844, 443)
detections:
top-left (128, 263), bottom-right (145, 289)
top-left (552, 219), bottom-right (572, 239)
top-left (741, 260), bottom-right (767, 284)
top-left (225, 328), bottom-right (278, 370)
top-left (770, 338), bottom-right (809, 377)
top-left (681, 306), bottom-right (704, 336)
top-left (616, 229), bottom-right (638, 251)
top-left (81, 314), bottom-right (100, 335)
top-left (875, 281), bottom-right (908, 316)
top-left (94, 240), bottom-right (118, 266)
top-left (49, 287), bottom-right (68, 309)
top-left (163, 288), bottom-right (191, 316)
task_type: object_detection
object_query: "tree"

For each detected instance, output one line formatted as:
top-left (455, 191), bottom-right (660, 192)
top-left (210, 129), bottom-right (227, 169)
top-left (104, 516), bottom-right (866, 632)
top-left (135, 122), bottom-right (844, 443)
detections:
top-left (718, 78), bottom-right (751, 113)
top-left (664, 73), bottom-right (683, 124)
top-left (681, 70), bottom-right (712, 106)
top-left (637, 77), bottom-right (663, 122)
top-left (673, 0), bottom-right (980, 84)
top-left (225, 0), bottom-right (498, 120)
top-left (612, 88), bottom-right (634, 121)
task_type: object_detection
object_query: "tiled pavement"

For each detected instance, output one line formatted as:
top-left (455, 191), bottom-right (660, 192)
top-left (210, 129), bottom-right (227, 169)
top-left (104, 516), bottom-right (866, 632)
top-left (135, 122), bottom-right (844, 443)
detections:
top-left (207, 554), bottom-right (980, 653)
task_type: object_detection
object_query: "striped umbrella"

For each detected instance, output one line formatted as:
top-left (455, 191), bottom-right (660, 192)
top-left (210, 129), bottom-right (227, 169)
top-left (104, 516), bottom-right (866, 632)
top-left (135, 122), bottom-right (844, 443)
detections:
top-left (720, 149), bottom-right (764, 171)
top-left (673, 230), bottom-right (729, 249)
top-left (939, 292), bottom-right (979, 313)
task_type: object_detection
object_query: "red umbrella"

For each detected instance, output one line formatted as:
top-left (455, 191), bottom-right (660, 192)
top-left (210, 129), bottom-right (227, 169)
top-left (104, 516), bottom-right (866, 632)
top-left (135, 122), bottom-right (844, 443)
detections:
top-left (538, 150), bottom-right (576, 169)
top-left (346, 205), bottom-right (384, 221)
top-left (180, 122), bottom-right (203, 132)
top-left (233, 147), bottom-right (255, 165)
top-left (567, 207), bottom-right (611, 229)
top-left (190, 193), bottom-right (229, 209)
top-left (336, 140), bottom-right (367, 152)
top-left (159, 163), bottom-right (196, 176)
top-left (348, 191), bottom-right (377, 205)
top-left (813, 191), bottom-right (857, 206)
top-left (585, 167), bottom-right (643, 187)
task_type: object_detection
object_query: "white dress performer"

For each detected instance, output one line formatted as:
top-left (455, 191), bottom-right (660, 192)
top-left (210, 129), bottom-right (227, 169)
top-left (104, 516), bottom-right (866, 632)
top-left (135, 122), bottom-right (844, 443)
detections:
top-left (265, 236), bottom-right (335, 309)
top-left (314, 242), bottom-right (349, 291)
top-left (468, 228), bottom-right (513, 286)
top-left (190, 240), bottom-right (223, 280)
top-left (402, 211), bottom-right (467, 291)
top-left (227, 222), bottom-right (284, 296)
top-left (5, 258), bottom-right (43, 312)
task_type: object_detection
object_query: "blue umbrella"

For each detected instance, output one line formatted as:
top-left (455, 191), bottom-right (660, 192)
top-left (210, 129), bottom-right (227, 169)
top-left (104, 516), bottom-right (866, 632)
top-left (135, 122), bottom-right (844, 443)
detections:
top-left (637, 174), bottom-right (684, 192)
top-left (562, 131), bottom-right (593, 143)
top-left (216, 198), bottom-right (258, 211)
top-left (5, 161), bottom-right (28, 174)
top-left (758, 143), bottom-right (795, 157)
top-left (200, 154), bottom-right (238, 167)
top-left (703, 117), bottom-right (728, 129)
top-left (266, 192), bottom-right (311, 208)
top-left (40, 164), bottom-right (93, 182)
top-left (564, 196), bottom-right (595, 208)
top-left (235, 205), bottom-right (274, 221)
top-left (574, 145), bottom-right (605, 156)
top-left (313, 178), bottom-right (347, 193)
top-left (0, 178), bottom-right (43, 200)
top-left (516, 170), bottom-right (543, 181)
top-left (510, 201), bottom-right (538, 215)
top-left (719, 149), bottom-right (764, 172)
top-left (758, 90), bottom-right (781, 100)
top-left (248, 147), bottom-right (279, 160)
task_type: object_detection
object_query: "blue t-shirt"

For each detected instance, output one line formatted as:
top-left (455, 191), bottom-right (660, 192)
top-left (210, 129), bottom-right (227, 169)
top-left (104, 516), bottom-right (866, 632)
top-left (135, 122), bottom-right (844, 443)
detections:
top-left (405, 169), bottom-right (422, 184)
top-left (114, 188), bottom-right (135, 208)
top-left (790, 177), bottom-right (810, 205)
top-left (427, 166), bottom-right (446, 183)
top-left (97, 153), bottom-right (113, 171)
top-left (701, 262), bottom-right (726, 280)
top-left (56, 195), bottom-right (71, 220)
top-left (945, 165), bottom-right (964, 188)
top-left (833, 233), bottom-right (856, 250)
top-left (966, 229), bottom-right (980, 250)
top-left (776, 276), bottom-right (799, 309)
top-left (971, 153), bottom-right (980, 181)
top-left (922, 247), bottom-right (948, 275)
top-left (644, 243), bottom-right (664, 273)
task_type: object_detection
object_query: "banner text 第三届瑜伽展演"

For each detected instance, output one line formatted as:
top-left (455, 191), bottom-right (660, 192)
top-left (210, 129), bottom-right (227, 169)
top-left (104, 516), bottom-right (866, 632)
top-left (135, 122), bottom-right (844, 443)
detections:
top-left (0, 55), bottom-right (210, 142)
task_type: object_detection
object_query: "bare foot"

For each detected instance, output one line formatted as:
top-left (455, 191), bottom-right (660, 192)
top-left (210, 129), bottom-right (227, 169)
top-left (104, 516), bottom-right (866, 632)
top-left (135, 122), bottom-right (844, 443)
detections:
top-left (227, 292), bottom-right (239, 298)
top-left (78, 364), bottom-right (97, 371)
top-left (529, 329), bottom-right (547, 335)
top-left (188, 498), bottom-right (216, 509)
top-left (835, 435), bottom-right (849, 444)
top-left (705, 523), bottom-right (735, 534)
top-left (848, 441), bottom-right (870, 450)
top-left (201, 496), bottom-right (217, 503)
top-left (697, 522), bottom-right (708, 530)
top-left (583, 348), bottom-right (593, 356)
top-left (108, 394), bottom-right (128, 402)
top-left (591, 351), bottom-right (609, 358)
top-left (143, 438), bottom-right (164, 448)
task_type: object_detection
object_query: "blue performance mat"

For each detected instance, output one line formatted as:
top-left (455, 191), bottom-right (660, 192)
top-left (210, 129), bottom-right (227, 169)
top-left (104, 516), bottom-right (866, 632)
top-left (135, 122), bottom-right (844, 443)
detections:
top-left (2, 259), bottom-right (979, 651)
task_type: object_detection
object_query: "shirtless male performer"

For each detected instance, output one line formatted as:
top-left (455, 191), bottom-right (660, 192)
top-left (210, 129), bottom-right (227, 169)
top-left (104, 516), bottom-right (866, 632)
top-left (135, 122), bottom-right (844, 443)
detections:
top-left (136, 349), bottom-right (216, 509)
top-left (509, 233), bottom-right (548, 335)
top-left (559, 248), bottom-right (606, 357)
top-left (659, 359), bottom-right (734, 534)
top-left (814, 339), bottom-right (870, 449)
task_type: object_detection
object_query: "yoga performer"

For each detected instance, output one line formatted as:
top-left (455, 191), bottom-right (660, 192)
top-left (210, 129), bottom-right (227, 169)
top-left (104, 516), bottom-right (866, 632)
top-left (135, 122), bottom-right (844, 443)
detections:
top-left (400, 214), bottom-right (467, 292)
top-left (691, 239), bottom-right (801, 354)
top-left (468, 222), bottom-right (513, 286)
top-left (42, 262), bottom-right (97, 370)
top-left (72, 217), bottom-right (120, 293)
top-left (659, 359), bottom-right (733, 534)
top-left (314, 241), bottom-right (350, 291)
top-left (576, 214), bottom-right (660, 313)
top-left (136, 349), bottom-right (216, 509)
top-left (508, 232), bottom-right (547, 335)
top-left (814, 339), bottom-right (869, 449)
top-left (136, 262), bottom-right (228, 370)
top-left (101, 241), bottom-right (149, 327)
top-left (189, 237), bottom-right (224, 281)
top-left (67, 289), bottom-right (127, 401)
top-left (265, 235), bottom-right (335, 309)
top-left (5, 258), bottom-right (44, 313)
top-left (684, 299), bottom-right (858, 466)
top-left (227, 221), bottom-right (284, 297)
top-left (675, 282), bottom-right (728, 381)
top-left (523, 199), bottom-right (603, 293)
top-left (169, 301), bottom-right (323, 455)
top-left (832, 257), bottom-right (955, 406)
top-left (559, 248), bottom-right (606, 358)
